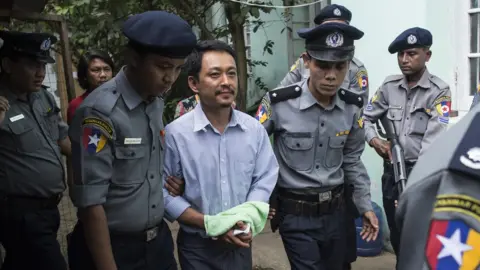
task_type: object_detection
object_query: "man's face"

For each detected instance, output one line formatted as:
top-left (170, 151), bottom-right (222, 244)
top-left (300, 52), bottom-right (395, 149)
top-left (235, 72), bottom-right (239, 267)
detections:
top-left (135, 54), bottom-right (186, 96)
top-left (3, 56), bottom-right (46, 93)
top-left (397, 48), bottom-right (431, 75)
top-left (87, 58), bottom-right (113, 90)
top-left (189, 50), bottom-right (237, 109)
top-left (303, 54), bottom-right (349, 97)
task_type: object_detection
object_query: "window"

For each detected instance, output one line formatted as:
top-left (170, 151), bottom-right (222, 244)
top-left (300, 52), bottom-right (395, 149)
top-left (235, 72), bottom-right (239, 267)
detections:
top-left (469, 0), bottom-right (480, 95)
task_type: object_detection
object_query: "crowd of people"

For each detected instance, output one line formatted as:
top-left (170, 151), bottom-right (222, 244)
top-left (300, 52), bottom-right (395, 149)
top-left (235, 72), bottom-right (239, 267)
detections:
top-left (0, 3), bottom-right (478, 270)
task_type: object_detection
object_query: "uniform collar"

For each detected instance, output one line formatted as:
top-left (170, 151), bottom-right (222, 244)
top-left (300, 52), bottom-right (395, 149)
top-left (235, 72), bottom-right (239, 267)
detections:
top-left (193, 102), bottom-right (246, 132)
top-left (397, 68), bottom-right (431, 90)
top-left (299, 80), bottom-right (344, 111)
top-left (115, 67), bottom-right (144, 110)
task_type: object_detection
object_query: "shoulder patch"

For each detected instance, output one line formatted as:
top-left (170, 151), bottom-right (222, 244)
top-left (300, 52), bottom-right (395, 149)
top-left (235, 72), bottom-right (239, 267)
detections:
top-left (268, 85), bottom-right (302, 104)
top-left (338, 89), bottom-right (363, 108)
top-left (355, 68), bottom-right (369, 91)
top-left (82, 117), bottom-right (113, 139)
top-left (434, 96), bottom-right (451, 118)
top-left (383, 74), bottom-right (403, 84)
top-left (255, 96), bottom-right (271, 124)
top-left (425, 217), bottom-right (480, 269)
top-left (449, 113), bottom-right (480, 178)
top-left (351, 57), bottom-right (364, 68)
top-left (429, 75), bottom-right (450, 90)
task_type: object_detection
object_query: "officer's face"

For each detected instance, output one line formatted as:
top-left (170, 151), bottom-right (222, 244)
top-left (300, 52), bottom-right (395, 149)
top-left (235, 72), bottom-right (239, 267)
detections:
top-left (305, 56), bottom-right (349, 97)
top-left (397, 48), bottom-right (431, 75)
top-left (137, 54), bottom-right (185, 95)
top-left (86, 58), bottom-right (113, 90)
top-left (2, 56), bottom-right (46, 93)
top-left (188, 51), bottom-right (237, 109)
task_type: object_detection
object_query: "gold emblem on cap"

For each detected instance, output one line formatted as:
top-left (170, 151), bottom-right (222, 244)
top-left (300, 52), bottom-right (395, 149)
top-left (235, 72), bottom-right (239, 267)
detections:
top-left (333, 8), bottom-right (341, 16)
top-left (407, 34), bottom-right (417, 45)
top-left (40, 38), bottom-right (51, 51)
top-left (326, 32), bottom-right (344, 48)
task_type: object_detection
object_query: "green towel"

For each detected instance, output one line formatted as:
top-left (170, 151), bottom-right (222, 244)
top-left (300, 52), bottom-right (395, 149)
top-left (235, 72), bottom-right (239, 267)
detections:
top-left (204, 201), bottom-right (269, 237)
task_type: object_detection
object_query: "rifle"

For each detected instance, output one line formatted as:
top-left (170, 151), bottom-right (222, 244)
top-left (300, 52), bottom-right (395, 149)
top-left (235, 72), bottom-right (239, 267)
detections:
top-left (376, 115), bottom-right (407, 194)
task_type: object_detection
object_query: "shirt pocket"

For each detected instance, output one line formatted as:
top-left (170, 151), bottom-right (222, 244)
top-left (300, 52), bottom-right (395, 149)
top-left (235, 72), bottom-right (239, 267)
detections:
top-left (8, 122), bottom-right (41, 152)
top-left (409, 107), bottom-right (430, 136)
top-left (324, 136), bottom-right (345, 168)
top-left (112, 145), bottom-right (147, 185)
top-left (44, 109), bottom-right (60, 140)
top-left (386, 107), bottom-right (404, 122)
top-left (280, 132), bottom-right (315, 172)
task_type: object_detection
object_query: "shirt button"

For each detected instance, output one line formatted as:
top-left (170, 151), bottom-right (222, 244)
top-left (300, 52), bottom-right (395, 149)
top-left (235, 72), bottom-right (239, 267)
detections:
top-left (321, 123), bottom-right (324, 127)
top-left (222, 181), bottom-right (226, 184)
top-left (152, 205), bottom-right (156, 208)
top-left (319, 144), bottom-right (323, 147)
top-left (130, 152), bottom-right (136, 157)
top-left (316, 165), bottom-right (320, 169)
top-left (150, 174), bottom-right (154, 179)
top-left (152, 146), bottom-right (156, 150)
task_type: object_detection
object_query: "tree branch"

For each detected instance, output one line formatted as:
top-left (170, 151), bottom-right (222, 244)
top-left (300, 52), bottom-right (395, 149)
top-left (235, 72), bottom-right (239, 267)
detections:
top-left (169, 0), bottom-right (214, 40)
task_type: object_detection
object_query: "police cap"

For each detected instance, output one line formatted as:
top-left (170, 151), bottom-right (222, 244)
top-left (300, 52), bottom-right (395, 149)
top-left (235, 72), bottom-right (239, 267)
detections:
top-left (388, 27), bottom-right (432, 54)
top-left (314, 4), bottom-right (352, 25)
top-left (0, 30), bottom-right (57, 63)
top-left (122, 11), bottom-right (197, 59)
top-left (297, 22), bottom-right (364, 62)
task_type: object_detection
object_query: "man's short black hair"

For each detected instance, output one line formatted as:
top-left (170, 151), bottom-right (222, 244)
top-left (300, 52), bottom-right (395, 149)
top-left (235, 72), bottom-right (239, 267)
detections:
top-left (185, 40), bottom-right (236, 80)
top-left (77, 50), bottom-right (114, 90)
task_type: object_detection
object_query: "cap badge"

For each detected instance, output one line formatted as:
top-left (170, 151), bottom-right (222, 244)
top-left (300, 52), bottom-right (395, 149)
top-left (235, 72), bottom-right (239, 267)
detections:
top-left (333, 8), bottom-right (342, 16)
top-left (40, 38), bottom-right (51, 51)
top-left (407, 34), bottom-right (417, 45)
top-left (326, 32), bottom-right (344, 48)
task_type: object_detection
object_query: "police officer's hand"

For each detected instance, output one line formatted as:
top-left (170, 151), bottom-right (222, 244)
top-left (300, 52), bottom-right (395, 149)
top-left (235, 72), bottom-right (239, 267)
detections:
top-left (267, 207), bottom-right (276, 220)
top-left (370, 138), bottom-right (392, 160)
top-left (0, 96), bottom-right (9, 124)
top-left (361, 211), bottom-right (379, 242)
top-left (164, 176), bottom-right (185, 196)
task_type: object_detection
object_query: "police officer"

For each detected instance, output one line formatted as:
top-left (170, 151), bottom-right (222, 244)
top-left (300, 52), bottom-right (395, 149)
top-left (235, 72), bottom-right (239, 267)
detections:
top-left (278, 4), bottom-right (369, 106)
top-left (0, 31), bottom-right (69, 270)
top-left (67, 11), bottom-right (197, 270)
top-left (255, 22), bottom-right (379, 270)
top-left (396, 104), bottom-right (480, 269)
top-left (362, 27), bottom-right (451, 263)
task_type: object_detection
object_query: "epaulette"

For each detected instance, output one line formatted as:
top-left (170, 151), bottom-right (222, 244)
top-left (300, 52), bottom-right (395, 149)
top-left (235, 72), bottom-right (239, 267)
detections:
top-left (338, 89), bottom-right (363, 108)
top-left (382, 74), bottom-right (403, 84)
top-left (90, 81), bottom-right (120, 116)
top-left (449, 112), bottom-right (480, 179)
top-left (351, 57), bottom-right (364, 68)
top-left (428, 75), bottom-right (449, 90)
top-left (268, 84), bottom-right (302, 104)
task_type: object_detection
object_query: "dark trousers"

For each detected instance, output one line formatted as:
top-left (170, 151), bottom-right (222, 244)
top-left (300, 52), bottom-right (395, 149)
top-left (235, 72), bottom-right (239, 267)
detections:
top-left (381, 161), bottom-right (415, 262)
top-left (68, 220), bottom-right (177, 270)
top-left (279, 207), bottom-right (347, 270)
top-left (0, 204), bottom-right (66, 270)
top-left (177, 229), bottom-right (252, 270)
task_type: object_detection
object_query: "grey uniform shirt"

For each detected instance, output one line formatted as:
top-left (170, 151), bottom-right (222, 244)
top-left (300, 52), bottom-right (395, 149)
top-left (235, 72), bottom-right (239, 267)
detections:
top-left (0, 84), bottom-right (67, 197)
top-left (257, 81), bottom-right (372, 214)
top-left (69, 68), bottom-right (165, 232)
top-left (277, 56), bottom-right (370, 106)
top-left (362, 69), bottom-right (451, 162)
top-left (396, 104), bottom-right (480, 270)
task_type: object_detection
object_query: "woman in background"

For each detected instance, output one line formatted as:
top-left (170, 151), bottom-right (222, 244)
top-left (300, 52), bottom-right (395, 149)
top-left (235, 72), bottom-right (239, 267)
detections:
top-left (67, 50), bottom-right (114, 124)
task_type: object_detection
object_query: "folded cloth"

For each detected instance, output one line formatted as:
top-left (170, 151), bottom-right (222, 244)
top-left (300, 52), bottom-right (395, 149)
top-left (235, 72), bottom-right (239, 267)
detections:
top-left (204, 201), bottom-right (269, 237)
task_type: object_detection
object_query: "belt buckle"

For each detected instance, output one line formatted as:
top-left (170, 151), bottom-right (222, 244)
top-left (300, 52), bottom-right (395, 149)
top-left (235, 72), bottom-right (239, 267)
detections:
top-left (318, 191), bottom-right (331, 203)
top-left (145, 227), bottom-right (158, 242)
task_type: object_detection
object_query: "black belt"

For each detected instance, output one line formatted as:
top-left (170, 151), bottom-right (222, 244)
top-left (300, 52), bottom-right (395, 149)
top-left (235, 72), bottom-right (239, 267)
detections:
top-left (0, 193), bottom-right (62, 211)
top-left (278, 186), bottom-right (344, 216)
top-left (109, 222), bottom-right (164, 242)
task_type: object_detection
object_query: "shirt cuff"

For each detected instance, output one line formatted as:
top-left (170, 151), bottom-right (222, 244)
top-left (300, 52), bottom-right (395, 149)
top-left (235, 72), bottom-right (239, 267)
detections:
top-left (365, 128), bottom-right (378, 145)
top-left (355, 197), bottom-right (373, 216)
top-left (71, 184), bottom-right (109, 208)
top-left (165, 196), bottom-right (192, 221)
